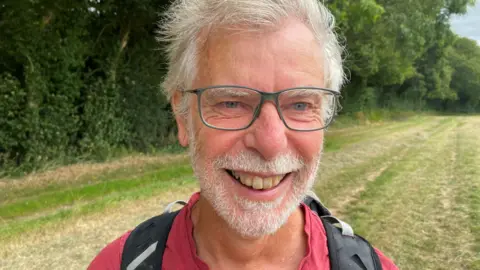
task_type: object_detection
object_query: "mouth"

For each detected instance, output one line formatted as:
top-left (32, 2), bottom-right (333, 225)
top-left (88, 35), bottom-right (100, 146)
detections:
top-left (225, 169), bottom-right (290, 191)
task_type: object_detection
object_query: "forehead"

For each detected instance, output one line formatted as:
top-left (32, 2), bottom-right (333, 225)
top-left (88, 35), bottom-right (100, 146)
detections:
top-left (194, 19), bottom-right (325, 91)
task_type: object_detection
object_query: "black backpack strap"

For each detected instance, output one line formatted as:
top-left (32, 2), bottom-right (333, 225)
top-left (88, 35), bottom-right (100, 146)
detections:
top-left (322, 218), bottom-right (383, 270)
top-left (303, 195), bottom-right (383, 270)
top-left (120, 210), bottom-right (180, 270)
top-left (303, 193), bottom-right (332, 216)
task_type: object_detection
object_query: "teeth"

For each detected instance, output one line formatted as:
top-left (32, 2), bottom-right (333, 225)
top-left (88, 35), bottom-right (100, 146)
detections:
top-left (230, 170), bottom-right (285, 190)
top-left (263, 178), bottom-right (272, 189)
top-left (273, 176), bottom-right (281, 186)
top-left (243, 177), bottom-right (253, 186)
top-left (252, 177), bottom-right (263, 189)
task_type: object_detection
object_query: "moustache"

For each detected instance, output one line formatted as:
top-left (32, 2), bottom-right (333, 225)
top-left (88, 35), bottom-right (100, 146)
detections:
top-left (212, 150), bottom-right (305, 175)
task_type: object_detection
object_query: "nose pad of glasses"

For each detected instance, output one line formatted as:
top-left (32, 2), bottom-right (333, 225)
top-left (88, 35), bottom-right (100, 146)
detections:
top-left (256, 93), bottom-right (279, 111)
top-left (253, 95), bottom-right (283, 124)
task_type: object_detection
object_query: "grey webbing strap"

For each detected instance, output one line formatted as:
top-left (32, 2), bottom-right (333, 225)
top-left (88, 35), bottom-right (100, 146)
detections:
top-left (126, 241), bottom-right (158, 270)
top-left (321, 215), bottom-right (355, 237)
top-left (163, 200), bottom-right (187, 214)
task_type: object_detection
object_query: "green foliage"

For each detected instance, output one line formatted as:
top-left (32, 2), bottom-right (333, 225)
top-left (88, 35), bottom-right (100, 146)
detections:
top-left (0, 0), bottom-right (176, 171)
top-left (0, 73), bottom-right (27, 166)
top-left (446, 37), bottom-right (480, 112)
top-left (327, 0), bottom-right (479, 114)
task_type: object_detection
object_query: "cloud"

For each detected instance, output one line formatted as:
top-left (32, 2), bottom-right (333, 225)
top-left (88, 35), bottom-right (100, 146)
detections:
top-left (450, 3), bottom-right (480, 43)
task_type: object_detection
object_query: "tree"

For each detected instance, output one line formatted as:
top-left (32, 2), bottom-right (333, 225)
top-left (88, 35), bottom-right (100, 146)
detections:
top-left (446, 37), bottom-right (480, 112)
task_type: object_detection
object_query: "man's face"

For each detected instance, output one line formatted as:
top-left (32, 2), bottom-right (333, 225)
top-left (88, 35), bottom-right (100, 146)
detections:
top-left (175, 19), bottom-right (326, 238)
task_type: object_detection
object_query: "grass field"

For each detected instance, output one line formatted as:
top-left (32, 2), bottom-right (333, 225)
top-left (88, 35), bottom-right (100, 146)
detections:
top-left (1, 115), bottom-right (479, 270)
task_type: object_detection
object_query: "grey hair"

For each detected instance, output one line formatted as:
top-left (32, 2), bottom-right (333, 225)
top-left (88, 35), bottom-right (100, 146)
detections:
top-left (158, 0), bottom-right (345, 116)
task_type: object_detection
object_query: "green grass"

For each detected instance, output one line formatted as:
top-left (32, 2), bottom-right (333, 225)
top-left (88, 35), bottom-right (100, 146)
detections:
top-left (0, 176), bottom-right (196, 241)
top-left (324, 115), bottom-right (427, 152)
top-left (0, 164), bottom-right (193, 220)
top-left (330, 109), bottom-right (420, 128)
top-left (0, 156), bottom-right (190, 203)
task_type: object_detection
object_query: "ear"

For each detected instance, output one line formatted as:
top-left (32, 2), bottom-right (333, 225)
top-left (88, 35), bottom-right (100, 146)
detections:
top-left (172, 91), bottom-right (189, 147)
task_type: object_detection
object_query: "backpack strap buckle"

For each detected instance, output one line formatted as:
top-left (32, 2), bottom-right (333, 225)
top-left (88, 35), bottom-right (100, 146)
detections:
top-left (320, 215), bottom-right (355, 237)
top-left (163, 200), bottom-right (187, 214)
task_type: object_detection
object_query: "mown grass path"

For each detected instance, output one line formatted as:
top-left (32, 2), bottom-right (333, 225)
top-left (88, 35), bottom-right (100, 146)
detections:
top-left (337, 117), bottom-right (480, 270)
top-left (1, 116), bottom-right (479, 269)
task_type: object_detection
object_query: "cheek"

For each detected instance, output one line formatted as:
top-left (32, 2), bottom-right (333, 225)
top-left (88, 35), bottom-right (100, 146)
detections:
top-left (195, 127), bottom-right (245, 159)
top-left (291, 132), bottom-right (324, 161)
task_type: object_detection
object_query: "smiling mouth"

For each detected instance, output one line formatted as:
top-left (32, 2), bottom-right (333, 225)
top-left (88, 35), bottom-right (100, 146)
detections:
top-left (225, 169), bottom-right (290, 190)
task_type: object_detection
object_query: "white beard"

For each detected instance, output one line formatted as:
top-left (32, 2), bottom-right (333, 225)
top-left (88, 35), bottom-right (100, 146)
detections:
top-left (187, 119), bottom-right (323, 238)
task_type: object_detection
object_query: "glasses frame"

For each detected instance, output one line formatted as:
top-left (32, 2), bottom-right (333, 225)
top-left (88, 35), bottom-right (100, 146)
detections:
top-left (183, 85), bottom-right (341, 132)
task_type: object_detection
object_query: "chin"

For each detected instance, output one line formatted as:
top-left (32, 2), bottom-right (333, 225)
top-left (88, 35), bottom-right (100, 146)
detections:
top-left (232, 196), bottom-right (301, 238)
top-left (200, 170), bottom-right (312, 238)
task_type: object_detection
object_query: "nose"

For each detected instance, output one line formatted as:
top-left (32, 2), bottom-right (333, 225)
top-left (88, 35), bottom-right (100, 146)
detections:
top-left (243, 102), bottom-right (288, 160)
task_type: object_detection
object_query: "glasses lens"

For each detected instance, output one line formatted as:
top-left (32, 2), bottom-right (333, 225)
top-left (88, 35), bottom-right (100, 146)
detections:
top-left (200, 87), bottom-right (261, 130)
top-left (278, 88), bottom-right (336, 131)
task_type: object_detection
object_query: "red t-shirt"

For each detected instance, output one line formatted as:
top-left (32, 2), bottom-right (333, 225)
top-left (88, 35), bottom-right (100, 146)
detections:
top-left (88, 193), bottom-right (398, 270)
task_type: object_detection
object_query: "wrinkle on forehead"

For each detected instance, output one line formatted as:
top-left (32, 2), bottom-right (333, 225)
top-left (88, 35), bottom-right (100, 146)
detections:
top-left (194, 18), bottom-right (325, 91)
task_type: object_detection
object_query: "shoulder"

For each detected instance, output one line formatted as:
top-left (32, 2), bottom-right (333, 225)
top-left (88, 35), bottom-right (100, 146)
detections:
top-left (374, 247), bottom-right (399, 270)
top-left (87, 231), bottom-right (132, 270)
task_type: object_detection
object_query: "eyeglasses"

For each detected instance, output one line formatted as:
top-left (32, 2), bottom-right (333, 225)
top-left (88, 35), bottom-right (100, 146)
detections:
top-left (182, 85), bottom-right (340, 132)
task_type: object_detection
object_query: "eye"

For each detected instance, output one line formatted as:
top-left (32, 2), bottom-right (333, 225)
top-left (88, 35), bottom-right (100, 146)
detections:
top-left (292, 102), bottom-right (308, 111)
top-left (223, 101), bottom-right (239, 108)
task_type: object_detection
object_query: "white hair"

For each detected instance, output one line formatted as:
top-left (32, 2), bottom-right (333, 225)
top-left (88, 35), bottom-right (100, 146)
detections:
top-left (158, 0), bottom-right (345, 116)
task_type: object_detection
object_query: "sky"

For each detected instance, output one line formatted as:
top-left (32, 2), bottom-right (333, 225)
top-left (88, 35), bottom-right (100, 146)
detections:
top-left (450, 2), bottom-right (480, 44)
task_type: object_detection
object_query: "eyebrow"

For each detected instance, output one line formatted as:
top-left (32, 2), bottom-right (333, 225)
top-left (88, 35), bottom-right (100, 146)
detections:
top-left (205, 87), bottom-right (253, 97)
top-left (281, 88), bottom-right (328, 98)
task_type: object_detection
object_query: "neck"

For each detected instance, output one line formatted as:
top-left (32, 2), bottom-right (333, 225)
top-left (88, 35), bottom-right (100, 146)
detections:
top-left (191, 195), bottom-right (307, 269)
